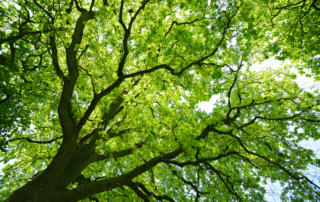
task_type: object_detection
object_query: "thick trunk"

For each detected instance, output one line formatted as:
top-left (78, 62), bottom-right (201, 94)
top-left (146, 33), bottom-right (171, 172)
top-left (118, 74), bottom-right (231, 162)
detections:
top-left (6, 137), bottom-right (81, 201)
top-left (6, 170), bottom-right (64, 202)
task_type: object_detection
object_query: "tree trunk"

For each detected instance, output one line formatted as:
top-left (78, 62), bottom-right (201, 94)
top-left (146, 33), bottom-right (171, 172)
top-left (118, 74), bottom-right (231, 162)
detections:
top-left (6, 138), bottom-right (82, 201)
top-left (6, 170), bottom-right (65, 201)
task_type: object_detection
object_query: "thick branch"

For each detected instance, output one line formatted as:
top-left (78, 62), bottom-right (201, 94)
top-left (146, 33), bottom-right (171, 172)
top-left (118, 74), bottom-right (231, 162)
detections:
top-left (66, 10), bottom-right (95, 80)
top-left (59, 10), bottom-right (95, 136)
top-left (75, 77), bottom-right (124, 135)
top-left (129, 182), bottom-right (175, 202)
top-left (91, 140), bottom-right (147, 163)
top-left (61, 148), bottom-right (182, 201)
top-left (128, 183), bottom-right (150, 201)
top-left (49, 36), bottom-right (65, 79)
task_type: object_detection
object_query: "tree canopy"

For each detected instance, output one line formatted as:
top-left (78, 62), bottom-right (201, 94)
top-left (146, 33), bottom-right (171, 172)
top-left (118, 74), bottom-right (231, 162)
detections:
top-left (1, 0), bottom-right (320, 201)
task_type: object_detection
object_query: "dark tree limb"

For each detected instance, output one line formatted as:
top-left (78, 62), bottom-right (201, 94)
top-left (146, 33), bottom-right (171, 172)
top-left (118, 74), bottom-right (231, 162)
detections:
top-left (77, 44), bottom-right (90, 61)
top-left (75, 78), bottom-right (125, 135)
top-left (90, 0), bottom-right (95, 11)
top-left (49, 36), bottom-right (65, 79)
top-left (164, 151), bottom-right (240, 167)
top-left (0, 30), bottom-right (50, 45)
top-left (165, 18), bottom-right (205, 37)
top-left (117, 0), bottom-right (150, 77)
top-left (91, 139), bottom-right (147, 163)
top-left (59, 9), bottom-right (95, 137)
top-left (78, 64), bottom-right (96, 95)
top-left (32, 0), bottom-right (54, 20)
top-left (74, 0), bottom-right (85, 12)
top-left (227, 64), bottom-right (242, 110)
top-left (128, 183), bottom-right (150, 201)
top-left (204, 162), bottom-right (241, 200)
top-left (61, 148), bottom-right (182, 201)
top-left (129, 182), bottom-right (175, 202)
top-left (171, 170), bottom-right (209, 198)
top-left (10, 136), bottom-right (63, 144)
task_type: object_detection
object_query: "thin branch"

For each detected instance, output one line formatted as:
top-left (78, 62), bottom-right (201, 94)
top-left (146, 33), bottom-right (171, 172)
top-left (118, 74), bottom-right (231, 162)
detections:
top-left (301, 117), bottom-right (320, 122)
top-left (274, 0), bottom-right (305, 10)
top-left (119, 0), bottom-right (127, 31)
top-left (164, 151), bottom-right (240, 167)
top-left (225, 129), bottom-right (320, 193)
top-left (204, 162), bottom-right (241, 200)
top-left (171, 170), bottom-right (209, 196)
top-left (32, 0), bottom-right (54, 20)
top-left (117, 0), bottom-right (150, 77)
top-left (172, 5), bottom-right (241, 76)
top-left (165, 18), bottom-right (205, 37)
top-left (0, 30), bottom-right (51, 45)
top-left (77, 44), bottom-right (89, 61)
top-left (227, 64), bottom-right (241, 110)
top-left (78, 64), bottom-right (96, 95)
top-left (10, 136), bottom-right (63, 144)
top-left (124, 64), bottom-right (177, 78)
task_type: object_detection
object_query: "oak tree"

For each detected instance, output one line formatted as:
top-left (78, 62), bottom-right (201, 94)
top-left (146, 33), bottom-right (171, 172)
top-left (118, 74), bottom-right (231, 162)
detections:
top-left (1, 0), bottom-right (320, 201)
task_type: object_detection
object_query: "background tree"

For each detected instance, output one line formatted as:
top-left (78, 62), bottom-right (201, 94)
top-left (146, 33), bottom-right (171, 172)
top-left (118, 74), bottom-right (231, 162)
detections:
top-left (0, 0), bottom-right (320, 201)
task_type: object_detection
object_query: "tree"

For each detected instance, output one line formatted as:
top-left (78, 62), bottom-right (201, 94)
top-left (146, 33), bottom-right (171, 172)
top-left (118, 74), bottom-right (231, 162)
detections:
top-left (0, 0), bottom-right (320, 201)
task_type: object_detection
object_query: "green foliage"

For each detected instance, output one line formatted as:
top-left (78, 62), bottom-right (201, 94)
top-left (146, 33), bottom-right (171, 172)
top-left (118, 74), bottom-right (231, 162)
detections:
top-left (0, 0), bottom-right (320, 201)
top-left (254, 0), bottom-right (320, 74)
